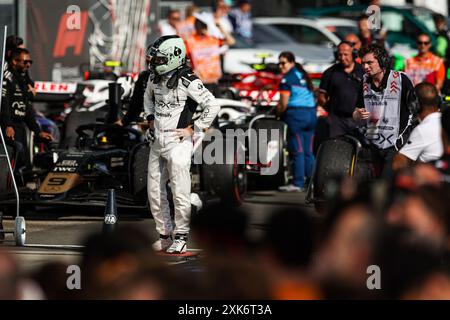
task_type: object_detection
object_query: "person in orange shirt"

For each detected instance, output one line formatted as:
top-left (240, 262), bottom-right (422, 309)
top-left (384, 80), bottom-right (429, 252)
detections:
top-left (184, 13), bottom-right (234, 96)
top-left (405, 33), bottom-right (446, 92)
top-left (178, 5), bottom-right (198, 39)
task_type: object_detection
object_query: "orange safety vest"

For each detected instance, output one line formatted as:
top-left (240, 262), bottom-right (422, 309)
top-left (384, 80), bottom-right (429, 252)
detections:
top-left (404, 52), bottom-right (445, 86)
top-left (185, 34), bottom-right (223, 84)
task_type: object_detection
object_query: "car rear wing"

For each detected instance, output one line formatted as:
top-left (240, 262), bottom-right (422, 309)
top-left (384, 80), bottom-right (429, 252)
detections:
top-left (33, 81), bottom-right (86, 103)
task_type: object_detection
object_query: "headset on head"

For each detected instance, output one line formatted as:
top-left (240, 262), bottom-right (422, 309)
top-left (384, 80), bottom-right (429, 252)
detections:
top-left (334, 40), bottom-right (359, 62)
top-left (407, 83), bottom-right (442, 116)
top-left (376, 50), bottom-right (391, 70)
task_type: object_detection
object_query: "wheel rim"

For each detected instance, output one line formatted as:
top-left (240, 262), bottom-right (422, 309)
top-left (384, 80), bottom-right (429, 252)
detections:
top-left (15, 216), bottom-right (26, 246)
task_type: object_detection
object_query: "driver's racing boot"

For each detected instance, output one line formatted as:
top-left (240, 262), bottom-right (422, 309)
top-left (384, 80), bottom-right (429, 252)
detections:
top-left (152, 234), bottom-right (173, 252)
top-left (166, 234), bottom-right (187, 254)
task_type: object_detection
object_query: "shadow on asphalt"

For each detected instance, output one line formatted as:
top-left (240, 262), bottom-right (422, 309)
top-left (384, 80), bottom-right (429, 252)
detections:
top-left (10, 207), bottom-right (151, 221)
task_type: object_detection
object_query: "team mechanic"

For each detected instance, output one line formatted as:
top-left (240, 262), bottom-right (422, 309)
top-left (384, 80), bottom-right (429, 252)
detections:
top-left (144, 35), bottom-right (220, 254)
top-left (353, 44), bottom-right (414, 177)
top-left (1, 48), bottom-right (52, 171)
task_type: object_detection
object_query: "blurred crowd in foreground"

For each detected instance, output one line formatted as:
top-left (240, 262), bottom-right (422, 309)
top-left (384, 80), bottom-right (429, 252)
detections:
top-left (1, 0), bottom-right (450, 300)
top-left (1, 128), bottom-right (449, 300)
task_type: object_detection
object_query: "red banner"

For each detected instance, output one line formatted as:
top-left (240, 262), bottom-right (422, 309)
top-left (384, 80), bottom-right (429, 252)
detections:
top-left (26, 0), bottom-right (157, 81)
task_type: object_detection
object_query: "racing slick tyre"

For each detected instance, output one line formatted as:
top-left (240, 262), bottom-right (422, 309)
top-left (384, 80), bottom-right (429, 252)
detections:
top-left (202, 137), bottom-right (247, 207)
top-left (24, 128), bottom-right (34, 169)
top-left (251, 118), bottom-right (288, 189)
top-left (312, 137), bottom-right (356, 203)
top-left (353, 147), bottom-right (375, 183)
top-left (0, 145), bottom-right (14, 192)
top-left (130, 142), bottom-right (150, 197)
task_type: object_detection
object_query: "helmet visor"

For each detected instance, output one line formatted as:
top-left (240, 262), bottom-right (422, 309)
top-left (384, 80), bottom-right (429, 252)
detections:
top-left (150, 56), bottom-right (168, 66)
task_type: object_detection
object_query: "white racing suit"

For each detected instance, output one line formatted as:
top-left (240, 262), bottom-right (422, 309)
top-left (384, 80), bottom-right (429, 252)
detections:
top-left (144, 66), bottom-right (220, 237)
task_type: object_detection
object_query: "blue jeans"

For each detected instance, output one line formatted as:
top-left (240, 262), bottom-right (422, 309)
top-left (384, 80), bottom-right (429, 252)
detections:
top-left (283, 108), bottom-right (317, 188)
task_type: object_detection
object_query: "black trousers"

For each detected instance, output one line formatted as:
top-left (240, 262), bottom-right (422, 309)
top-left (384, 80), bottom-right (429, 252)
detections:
top-left (328, 113), bottom-right (358, 138)
top-left (369, 145), bottom-right (396, 179)
top-left (2, 123), bottom-right (29, 170)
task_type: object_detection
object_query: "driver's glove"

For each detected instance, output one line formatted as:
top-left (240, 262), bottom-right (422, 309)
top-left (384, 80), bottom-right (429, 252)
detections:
top-left (144, 128), bottom-right (155, 143)
top-left (173, 126), bottom-right (194, 142)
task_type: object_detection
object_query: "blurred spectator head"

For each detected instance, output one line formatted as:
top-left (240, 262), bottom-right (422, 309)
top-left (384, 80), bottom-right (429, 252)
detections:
top-left (80, 226), bottom-right (167, 299)
top-left (344, 33), bottom-right (362, 51)
top-left (0, 250), bottom-right (19, 299)
top-left (262, 207), bottom-right (316, 270)
top-left (190, 203), bottom-right (271, 299)
top-left (433, 13), bottom-right (447, 32)
top-left (5, 35), bottom-right (24, 60)
top-left (386, 185), bottom-right (448, 245)
top-left (0, 250), bottom-right (19, 300)
top-left (357, 14), bottom-right (370, 35)
top-left (199, 255), bottom-right (272, 299)
top-left (416, 33), bottom-right (432, 54)
top-left (214, 0), bottom-right (229, 16)
top-left (361, 43), bottom-right (390, 75)
top-left (315, 199), bottom-right (378, 298)
top-left (167, 9), bottom-right (181, 28)
top-left (374, 225), bottom-right (450, 299)
top-left (31, 262), bottom-right (78, 300)
top-left (393, 163), bottom-right (443, 191)
top-left (185, 4), bottom-right (198, 18)
top-left (237, 0), bottom-right (251, 13)
top-left (191, 203), bottom-right (249, 256)
top-left (194, 15), bottom-right (209, 35)
top-left (104, 259), bottom-right (176, 300)
top-left (415, 82), bottom-right (440, 112)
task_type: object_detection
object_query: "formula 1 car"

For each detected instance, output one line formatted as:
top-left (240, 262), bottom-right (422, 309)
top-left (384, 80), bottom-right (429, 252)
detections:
top-left (0, 89), bottom-right (247, 215)
top-left (221, 54), bottom-right (323, 109)
top-left (216, 98), bottom-right (291, 189)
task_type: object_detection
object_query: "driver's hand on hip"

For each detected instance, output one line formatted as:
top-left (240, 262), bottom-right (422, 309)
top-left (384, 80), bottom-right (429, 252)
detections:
top-left (114, 119), bottom-right (124, 126)
top-left (6, 127), bottom-right (15, 140)
top-left (353, 108), bottom-right (370, 121)
top-left (173, 126), bottom-right (194, 142)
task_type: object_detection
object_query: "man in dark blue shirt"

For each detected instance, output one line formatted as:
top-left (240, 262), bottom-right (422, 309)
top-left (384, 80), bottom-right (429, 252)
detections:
top-left (318, 41), bottom-right (364, 138)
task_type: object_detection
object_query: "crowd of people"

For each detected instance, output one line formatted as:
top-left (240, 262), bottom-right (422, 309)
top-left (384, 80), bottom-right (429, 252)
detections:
top-left (1, 155), bottom-right (449, 299)
top-left (278, 11), bottom-right (450, 191)
top-left (157, 0), bottom-right (251, 94)
top-left (156, 0), bottom-right (450, 193)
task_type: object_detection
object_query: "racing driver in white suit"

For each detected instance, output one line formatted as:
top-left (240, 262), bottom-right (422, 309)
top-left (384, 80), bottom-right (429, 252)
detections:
top-left (144, 35), bottom-right (220, 254)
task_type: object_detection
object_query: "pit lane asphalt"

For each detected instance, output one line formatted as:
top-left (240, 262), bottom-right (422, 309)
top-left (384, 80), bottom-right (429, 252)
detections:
top-left (1, 191), bottom-right (316, 275)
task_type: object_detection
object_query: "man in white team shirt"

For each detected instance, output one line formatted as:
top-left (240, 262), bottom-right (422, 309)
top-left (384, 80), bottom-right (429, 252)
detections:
top-left (393, 82), bottom-right (443, 170)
